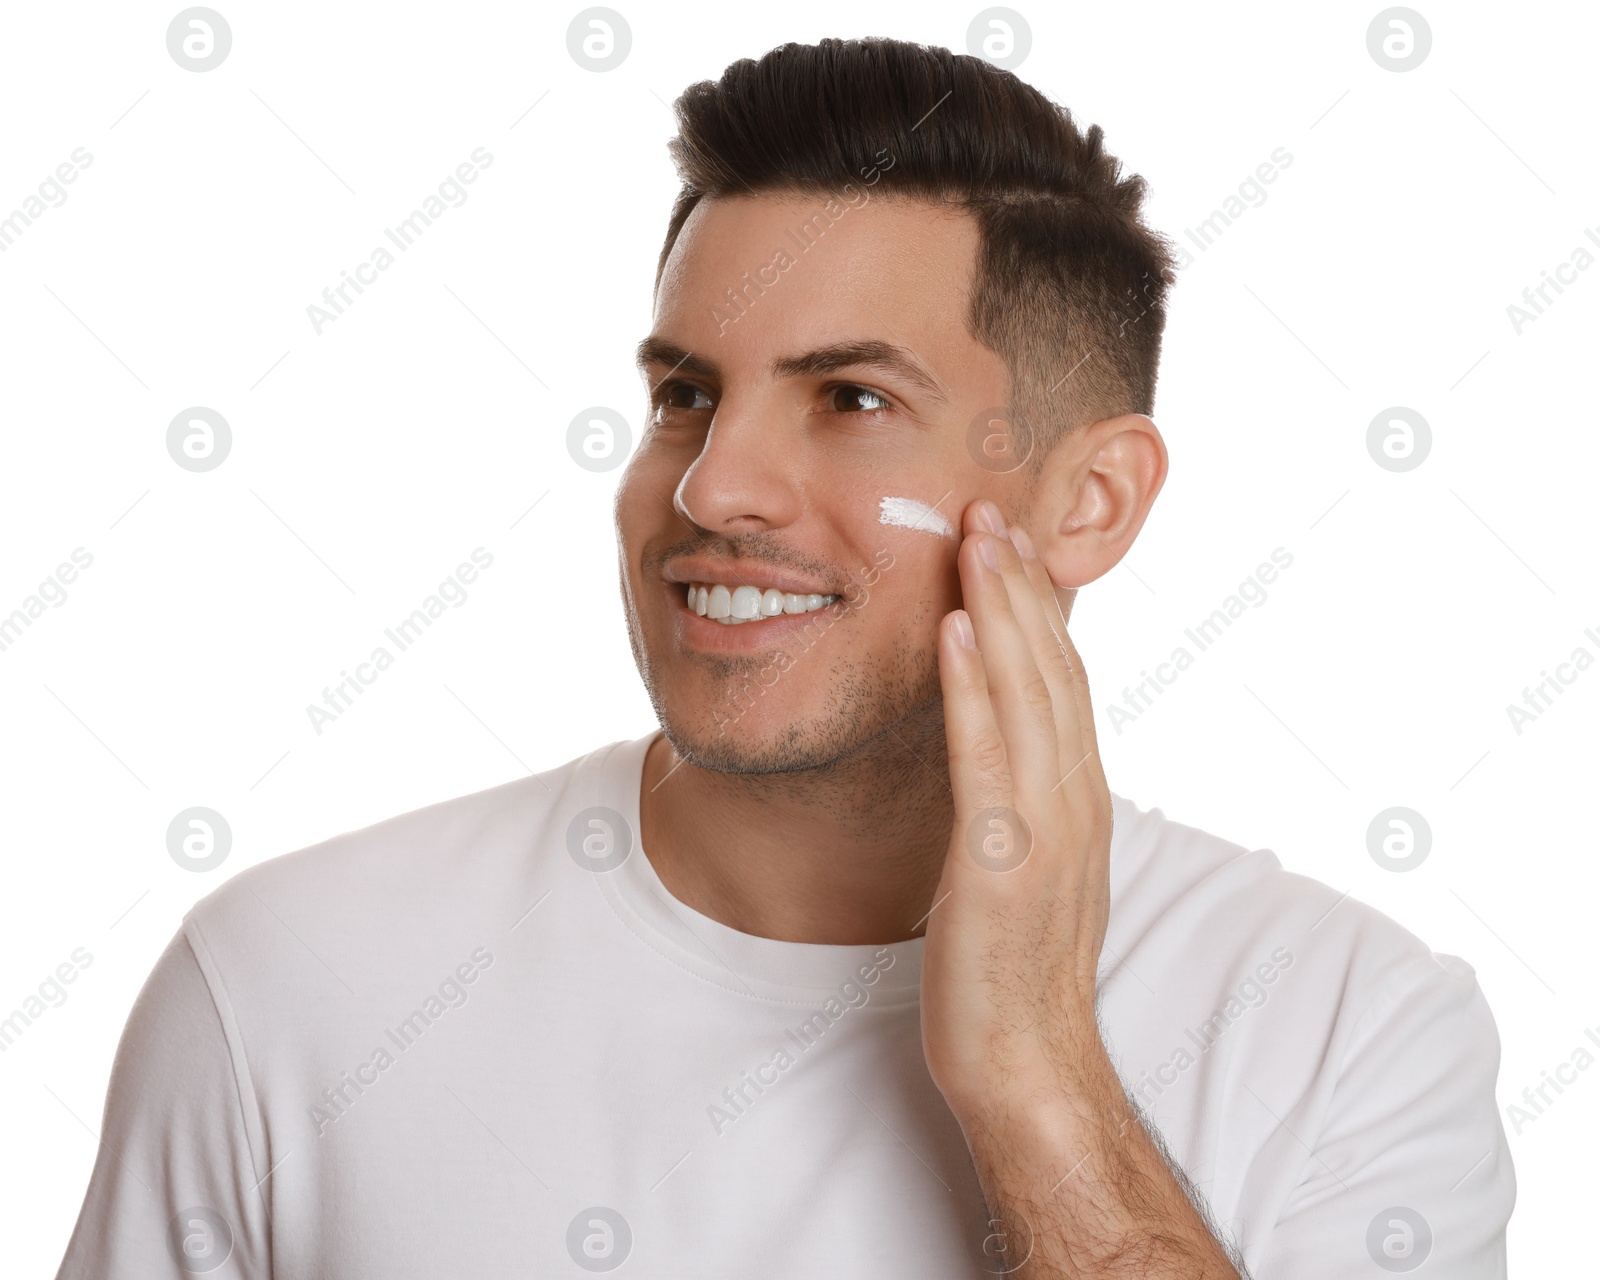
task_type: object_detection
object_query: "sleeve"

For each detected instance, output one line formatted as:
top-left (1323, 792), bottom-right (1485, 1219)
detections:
top-left (54, 923), bottom-right (272, 1279)
top-left (1254, 954), bottom-right (1515, 1278)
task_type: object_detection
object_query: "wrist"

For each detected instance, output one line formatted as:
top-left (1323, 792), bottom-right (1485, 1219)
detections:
top-left (933, 991), bottom-right (1119, 1119)
top-left (949, 1044), bottom-right (1124, 1163)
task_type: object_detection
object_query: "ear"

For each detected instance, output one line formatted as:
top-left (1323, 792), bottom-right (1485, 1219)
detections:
top-left (1028, 413), bottom-right (1168, 593)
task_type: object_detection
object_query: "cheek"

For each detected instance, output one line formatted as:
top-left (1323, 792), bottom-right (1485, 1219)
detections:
top-left (844, 494), bottom-right (964, 625)
top-left (876, 494), bottom-right (956, 540)
top-left (614, 441), bottom-right (680, 533)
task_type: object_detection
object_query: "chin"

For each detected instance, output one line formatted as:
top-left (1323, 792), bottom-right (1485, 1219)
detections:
top-left (640, 624), bottom-right (945, 777)
top-left (658, 704), bottom-right (837, 775)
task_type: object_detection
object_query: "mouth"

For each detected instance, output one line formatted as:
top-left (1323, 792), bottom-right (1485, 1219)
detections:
top-left (680, 581), bottom-right (841, 625)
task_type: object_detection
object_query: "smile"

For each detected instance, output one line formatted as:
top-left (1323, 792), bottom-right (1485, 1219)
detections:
top-left (683, 582), bottom-right (841, 625)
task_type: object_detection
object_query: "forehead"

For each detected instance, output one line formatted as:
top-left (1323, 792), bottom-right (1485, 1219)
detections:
top-left (652, 192), bottom-right (983, 358)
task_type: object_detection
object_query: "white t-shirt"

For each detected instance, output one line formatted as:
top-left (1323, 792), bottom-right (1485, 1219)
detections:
top-left (54, 730), bottom-right (1513, 1278)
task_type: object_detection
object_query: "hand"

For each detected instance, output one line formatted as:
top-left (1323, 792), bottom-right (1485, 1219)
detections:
top-left (920, 496), bottom-right (1115, 1122)
top-left (919, 498), bottom-right (1245, 1278)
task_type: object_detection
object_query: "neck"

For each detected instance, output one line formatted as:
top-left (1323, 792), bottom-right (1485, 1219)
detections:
top-left (637, 705), bottom-right (954, 945)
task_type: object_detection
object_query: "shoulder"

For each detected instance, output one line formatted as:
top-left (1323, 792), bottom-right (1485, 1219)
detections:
top-left (180, 735), bottom-right (640, 983)
top-left (1102, 793), bottom-right (1512, 1269)
top-left (1102, 791), bottom-right (1499, 1103)
top-left (1107, 790), bottom-right (1461, 1008)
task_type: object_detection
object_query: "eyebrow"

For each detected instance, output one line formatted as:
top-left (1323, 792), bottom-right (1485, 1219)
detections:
top-left (634, 336), bottom-right (947, 403)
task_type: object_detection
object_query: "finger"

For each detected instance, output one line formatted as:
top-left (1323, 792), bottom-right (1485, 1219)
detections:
top-left (937, 609), bottom-right (1042, 885)
top-left (955, 528), bottom-right (1061, 802)
top-left (1008, 523), bottom-right (1073, 657)
top-left (1052, 611), bottom-right (1111, 805)
top-left (1007, 528), bottom-right (1111, 854)
top-left (997, 524), bottom-right (1093, 798)
top-left (999, 526), bottom-right (1100, 810)
top-left (936, 607), bottom-right (1011, 820)
top-left (959, 502), bottom-right (1075, 764)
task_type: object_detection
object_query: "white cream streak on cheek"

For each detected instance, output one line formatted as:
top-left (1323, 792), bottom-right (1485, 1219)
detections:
top-left (878, 495), bottom-right (956, 539)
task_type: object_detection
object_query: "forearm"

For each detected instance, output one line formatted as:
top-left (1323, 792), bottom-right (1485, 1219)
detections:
top-left (955, 1038), bottom-right (1246, 1279)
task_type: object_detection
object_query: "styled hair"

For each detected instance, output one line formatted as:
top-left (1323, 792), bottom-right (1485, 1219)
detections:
top-left (656, 36), bottom-right (1179, 466)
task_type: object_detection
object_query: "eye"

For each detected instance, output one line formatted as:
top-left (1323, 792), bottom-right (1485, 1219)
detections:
top-left (651, 380), bottom-right (715, 416)
top-left (829, 383), bottom-right (894, 415)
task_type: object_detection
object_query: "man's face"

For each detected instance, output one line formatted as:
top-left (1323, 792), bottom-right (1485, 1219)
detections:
top-left (615, 190), bottom-right (1016, 774)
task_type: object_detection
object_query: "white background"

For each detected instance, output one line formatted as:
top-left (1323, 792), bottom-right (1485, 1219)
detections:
top-left (1, 0), bottom-right (1594, 1273)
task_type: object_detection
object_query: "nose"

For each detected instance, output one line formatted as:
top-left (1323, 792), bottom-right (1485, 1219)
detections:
top-left (673, 394), bottom-right (803, 533)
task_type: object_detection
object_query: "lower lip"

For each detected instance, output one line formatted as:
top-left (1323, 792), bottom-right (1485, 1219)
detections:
top-left (669, 584), bottom-right (845, 652)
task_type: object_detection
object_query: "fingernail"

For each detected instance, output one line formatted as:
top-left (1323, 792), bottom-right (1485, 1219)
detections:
top-left (1011, 526), bottom-right (1037, 559)
top-left (952, 611), bottom-right (975, 649)
top-left (979, 499), bottom-right (1006, 537)
top-left (978, 533), bottom-right (1000, 571)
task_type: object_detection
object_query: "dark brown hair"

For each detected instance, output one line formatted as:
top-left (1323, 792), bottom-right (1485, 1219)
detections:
top-left (656, 36), bottom-right (1179, 466)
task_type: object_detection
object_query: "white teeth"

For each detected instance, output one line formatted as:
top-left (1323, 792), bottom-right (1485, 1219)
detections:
top-left (730, 585), bottom-right (762, 620)
top-left (685, 581), bottom-right (837, 624)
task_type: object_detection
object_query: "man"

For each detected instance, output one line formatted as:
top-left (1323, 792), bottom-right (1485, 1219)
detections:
top-left (57, 36), bottom-right (1512, 1278)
